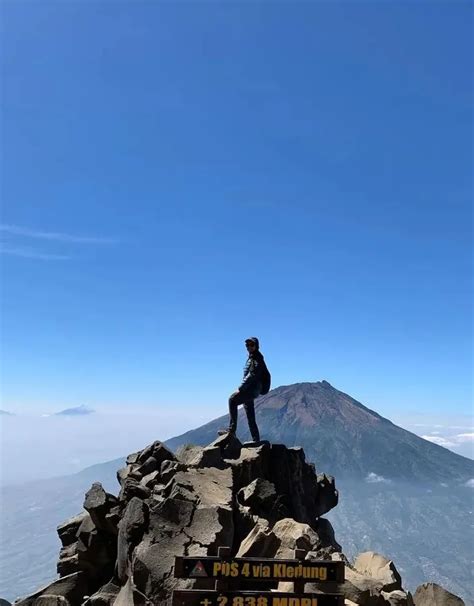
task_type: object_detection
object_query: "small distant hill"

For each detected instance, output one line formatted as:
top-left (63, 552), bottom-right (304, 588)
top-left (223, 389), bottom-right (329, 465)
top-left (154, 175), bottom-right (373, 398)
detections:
top-left (0, 409), bottom-right (14, 416)
top-left (55, 405), bottom-right (95, 416)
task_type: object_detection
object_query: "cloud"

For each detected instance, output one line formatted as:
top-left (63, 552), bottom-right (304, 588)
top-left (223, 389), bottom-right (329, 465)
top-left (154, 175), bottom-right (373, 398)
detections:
top-left (0, 245), bottom-right (71, 260)
top-left (365, 472), bottom-right (391, 484)
top-left (456, 433), bottom-right (474, 442)
top-left (0, 224), bottom-right (117, 244)
top-left (465, 479), bottom-right (474, 488)
top-left (421, 435), bottom-right (456, 447)
top-left (421, 433), bottom-right (474, 450)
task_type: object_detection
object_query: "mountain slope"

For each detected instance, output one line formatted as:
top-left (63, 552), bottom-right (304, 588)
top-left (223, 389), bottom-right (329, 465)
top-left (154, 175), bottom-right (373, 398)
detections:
top-left (166, 380), bottom-right (473, 483)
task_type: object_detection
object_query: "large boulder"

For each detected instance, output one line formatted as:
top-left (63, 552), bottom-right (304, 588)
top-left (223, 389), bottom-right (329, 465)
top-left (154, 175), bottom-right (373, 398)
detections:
top-left (237, 517), bottom-right (338, 561)
top-left (413, 583), bottom-right (465, 605)
top-left (130, 466), bottom-right (234, 602)
top-left (84, 483), bottom-right (119, 535)
top-left (308, 565), bottom-right (385, 606)
top-left (13, 572), bottom-right (88, 605)
top-left (117, 497), bottom-right (149, 583)
top-left (82, 580), bottom-right (121, 605)
top-left (381, 590), bottom-right (414, 605)
top-left (57, 512), bottom-right (88, 548)
top-left (353, 552), bottom-right (402, 593)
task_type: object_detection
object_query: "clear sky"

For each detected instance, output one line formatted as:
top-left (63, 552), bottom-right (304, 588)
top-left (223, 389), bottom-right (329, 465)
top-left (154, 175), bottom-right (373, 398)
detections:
top-left (1, 1), bottom-right (472, 427)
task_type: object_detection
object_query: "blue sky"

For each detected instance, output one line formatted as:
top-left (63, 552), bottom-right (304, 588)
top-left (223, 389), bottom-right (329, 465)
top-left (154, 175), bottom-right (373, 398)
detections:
top-left (1, 1), bottom-right (472, 424)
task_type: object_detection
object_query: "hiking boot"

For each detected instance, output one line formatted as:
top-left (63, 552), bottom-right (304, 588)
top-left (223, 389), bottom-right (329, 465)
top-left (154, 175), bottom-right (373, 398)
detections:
top-left (217, 428), bottom-right (235, 436)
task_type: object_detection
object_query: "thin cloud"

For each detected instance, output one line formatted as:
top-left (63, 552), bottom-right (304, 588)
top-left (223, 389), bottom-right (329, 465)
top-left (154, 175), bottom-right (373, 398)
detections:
top-left (0, 224), bottom-right (117, 244)
top-left (456, 433), bottom-right (474, 443)
top-left (365, 472), bottom-right (391, 484)
top-left (421, 435), bottom-right (456, 447)
top-left (0, 245), bottom-right (71, 261)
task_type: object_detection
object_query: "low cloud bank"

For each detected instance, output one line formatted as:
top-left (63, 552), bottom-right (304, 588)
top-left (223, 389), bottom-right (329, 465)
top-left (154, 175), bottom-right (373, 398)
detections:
top-left (0, 408), bottom-right (213, 486)
top-left (390, 413), bottom-right (473, 460)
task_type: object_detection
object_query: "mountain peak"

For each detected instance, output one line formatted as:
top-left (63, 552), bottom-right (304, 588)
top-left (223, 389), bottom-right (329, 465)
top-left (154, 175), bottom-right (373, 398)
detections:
top-left (319, 379), bottom-right (334, 388)
top-left (166, 381), bottom-right (473, 484)
top-left (55, 405), bottom-right (95, 416)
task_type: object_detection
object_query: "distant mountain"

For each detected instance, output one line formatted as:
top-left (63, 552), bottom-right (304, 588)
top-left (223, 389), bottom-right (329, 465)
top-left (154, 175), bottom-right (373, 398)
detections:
top-left (1, 381), bottom-right (472, 603)
top-left (0, 409), bottom-right (14, 415)
top-left (166, 380), bottom-right (473, 484)
top-left (54, 405), bottom-right (94, 416)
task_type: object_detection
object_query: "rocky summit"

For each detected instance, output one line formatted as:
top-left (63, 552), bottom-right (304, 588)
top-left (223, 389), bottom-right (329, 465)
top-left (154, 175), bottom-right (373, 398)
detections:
top-left (12, 435), bottom-right (464, 606)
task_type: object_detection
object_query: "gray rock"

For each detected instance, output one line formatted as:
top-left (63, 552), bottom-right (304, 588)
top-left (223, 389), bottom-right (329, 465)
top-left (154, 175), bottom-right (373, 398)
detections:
top-left (136, 441), bottom-right (175, 467)
top-left (136, 456), bottom-right (159, 477)
top-left (413, 583), bottom-right (465, 605)
top-left (140, 471), bottom-right (160, 490)
top-left (314, 473), bottom-right (338, 517)
top-left (313, 518), bottom-right (341, 552)
top-left (13, 572), bottom-right (88, 605)
top-left (210, 432), bottom-right (242, 460)
top-left (57, 542), bottom-right (80, 577)
top-left (228, 443), bottom-right (271, 491)
top-left (112, 578), bottom-right (152, 606)
top-left (160, 460), bottom-right (186, 484)
top-left (381, 590), bottom-right (414, 605)
top-left (27, 438), bottom-right (367, 605)
top-left (238, 478), bottom-right (276, 511)
top-left (271, 518), bottom-right (323, 558)
top-left (117, 465), bottom-right (140, 487)
top-left (83, 483), bottom-right (118, 533)
top-left (324, 566), bottom-right (385, 606)
top-left (189, 446), bottom-right (224, 469)
top-left (354, 551), bottom-right (402, 592)
top-left (104, 506), bottom-right (121, 536)
top-left (81, 580), bottom-right (120, 605)
top-left (117, 497), bottom-right (148, 583)
top-left (75, 515), bottom-right (116, 584)
top-left (236, 520), bottom-right (280, 557)
top-left (126, 452), bottom-right (141, 465)
top-left (118, 479), bottom-right (151, 503)
top-left (131, 467), bottom-right (233, 601)
top-left (175, 444), bottom-right (203, 465)
top-left (57, 512), bottom-right (88, 548)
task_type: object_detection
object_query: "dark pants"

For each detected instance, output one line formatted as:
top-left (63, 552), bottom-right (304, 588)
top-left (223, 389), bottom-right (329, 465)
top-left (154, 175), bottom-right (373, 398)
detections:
top-left (228, 391), bottom-right (260, 441)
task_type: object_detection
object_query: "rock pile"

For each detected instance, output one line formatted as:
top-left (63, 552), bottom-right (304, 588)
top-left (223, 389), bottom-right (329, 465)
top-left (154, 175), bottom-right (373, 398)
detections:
top-left (13, 435), bottom-right (465, 606)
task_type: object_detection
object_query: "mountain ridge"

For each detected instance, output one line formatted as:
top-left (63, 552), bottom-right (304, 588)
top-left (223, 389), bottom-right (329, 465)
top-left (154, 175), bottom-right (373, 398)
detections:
top-left (166, 380), bottom-right (473, 484)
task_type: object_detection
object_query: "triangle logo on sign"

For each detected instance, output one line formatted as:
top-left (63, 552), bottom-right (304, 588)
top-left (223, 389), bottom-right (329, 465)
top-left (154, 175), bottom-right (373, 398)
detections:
top-left (191, 560), bottom-right (208, 577)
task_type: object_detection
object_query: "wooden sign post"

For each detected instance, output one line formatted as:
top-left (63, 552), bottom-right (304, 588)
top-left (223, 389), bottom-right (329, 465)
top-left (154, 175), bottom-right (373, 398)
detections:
top-left (172, 548), bottom-right (344, 606)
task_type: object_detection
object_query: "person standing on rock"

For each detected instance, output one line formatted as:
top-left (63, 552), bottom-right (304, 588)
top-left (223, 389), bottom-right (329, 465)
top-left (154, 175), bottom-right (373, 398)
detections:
top-left (219, 336), bottom-right (267, 442)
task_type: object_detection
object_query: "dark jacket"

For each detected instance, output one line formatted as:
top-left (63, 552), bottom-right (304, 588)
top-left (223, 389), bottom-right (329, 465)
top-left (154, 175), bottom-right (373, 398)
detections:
top-left (239, 350), bottom-right (265, 398)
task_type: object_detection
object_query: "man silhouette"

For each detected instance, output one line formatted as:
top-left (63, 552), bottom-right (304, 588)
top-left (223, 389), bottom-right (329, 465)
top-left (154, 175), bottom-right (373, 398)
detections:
top-left (219, 337), bottom-right (263, 442)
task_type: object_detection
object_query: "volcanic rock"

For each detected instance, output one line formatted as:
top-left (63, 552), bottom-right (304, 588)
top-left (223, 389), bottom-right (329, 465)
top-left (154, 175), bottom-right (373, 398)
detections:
top-left (353, 552), bottom-right (402, 592)
top-left (413, 582), bottom-right (465, 605)
top-left (13, 436), bottom-right (466, 606)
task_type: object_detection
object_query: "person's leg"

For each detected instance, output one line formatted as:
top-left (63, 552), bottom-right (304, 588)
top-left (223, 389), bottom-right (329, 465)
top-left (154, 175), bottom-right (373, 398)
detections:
top-left (228, 391), bottom-right (246, 433)
top-left (244, 400), bottom-right (260, 442)
top-left (228, 393), bottom-right (238, 433)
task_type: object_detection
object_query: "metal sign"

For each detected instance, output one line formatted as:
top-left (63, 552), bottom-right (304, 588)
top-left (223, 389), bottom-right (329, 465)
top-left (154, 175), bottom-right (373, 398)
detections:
top-left (172, 591), bottom-right (344, 606)
top-left (174, 557), bottom-right (344, 583)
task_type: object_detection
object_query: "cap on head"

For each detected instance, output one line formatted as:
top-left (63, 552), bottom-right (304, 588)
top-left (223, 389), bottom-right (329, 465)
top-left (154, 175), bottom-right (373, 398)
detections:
top-left (245, 337), bottom-right (260, 349)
